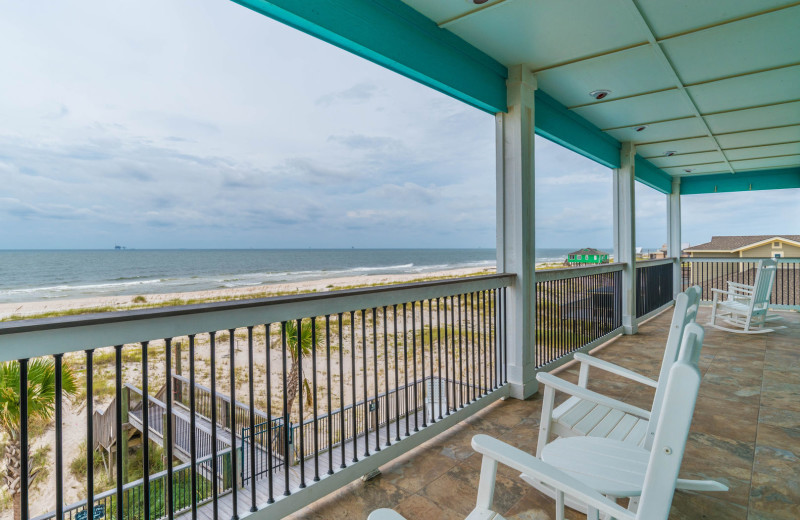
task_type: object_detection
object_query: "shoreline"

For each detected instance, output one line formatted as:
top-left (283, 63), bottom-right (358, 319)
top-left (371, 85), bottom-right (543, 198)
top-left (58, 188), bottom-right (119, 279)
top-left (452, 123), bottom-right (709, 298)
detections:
top-left (0, 266), bottom-right (499, 320)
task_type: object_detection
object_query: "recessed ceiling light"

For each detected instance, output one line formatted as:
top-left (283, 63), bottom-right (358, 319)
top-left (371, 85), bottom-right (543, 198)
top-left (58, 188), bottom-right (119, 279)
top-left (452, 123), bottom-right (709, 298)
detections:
top-left (664, 151), bottom-right (676, 157)
top-left (684, 168), bottom-right (694, 173)
top-left (589, 89), bottom-right (611, 100)
top-left (635, 125), bottom-right (648, 132)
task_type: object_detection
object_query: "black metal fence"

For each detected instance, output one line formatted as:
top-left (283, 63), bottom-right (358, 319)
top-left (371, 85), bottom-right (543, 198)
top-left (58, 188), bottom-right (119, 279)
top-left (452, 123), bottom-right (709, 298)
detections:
top-left (682, 258), bottom-right (800, 308)
top-left (636, 261), bottom-right (674, 318)
top-left (535, 266), bottom-right (623, 367)
top-left (8, 275), bottom-right (510, 520)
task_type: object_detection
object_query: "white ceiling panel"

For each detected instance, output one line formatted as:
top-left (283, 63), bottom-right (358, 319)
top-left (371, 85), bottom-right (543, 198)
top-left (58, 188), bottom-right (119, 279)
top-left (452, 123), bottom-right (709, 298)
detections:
top-left (400, 0), bottom-right (483, 25)
top-left (636, 137), bottom-right (718, 157)
top-left (444, 0), bottom-right (648, 69)
top-left (646, 150), bottom-right (726, 168)
top-left (688, 65), bottom-right (800, 114)
top-left (636, 0), bottom-right (793, 39)
top-left (716, 125), bottom-right (800, 148)
top-left (663, 162), bottom-right (729, 175)
top-left (725, 142), bottom-right (800, 161)
top-left (660, 6), bottom-right (800, 85)
top-left (606, 117), bottom-right (708, 144)
top-left (705, 100), bottom-right (800, 134)
top-left (572, 90), bottom-right (693, 130)
top-left (535, 45), bottom-right (673, 107)
top-left (731, 155), bottom-right (800, 171)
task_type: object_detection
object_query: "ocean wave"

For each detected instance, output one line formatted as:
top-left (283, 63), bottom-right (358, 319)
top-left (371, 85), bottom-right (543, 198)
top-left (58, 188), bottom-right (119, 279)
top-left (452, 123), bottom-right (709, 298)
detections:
top-left (0, 278), bottom-right (164, 296)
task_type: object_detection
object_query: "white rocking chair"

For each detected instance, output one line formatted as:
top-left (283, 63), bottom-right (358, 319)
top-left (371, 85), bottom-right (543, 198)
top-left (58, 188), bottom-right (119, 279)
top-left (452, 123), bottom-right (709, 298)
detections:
top-left (535, 286), bottom-right (701, 454)
top-left (709, 259), bottom-right (781, 334)
top-left (368, 323), bottom-right (714, 520)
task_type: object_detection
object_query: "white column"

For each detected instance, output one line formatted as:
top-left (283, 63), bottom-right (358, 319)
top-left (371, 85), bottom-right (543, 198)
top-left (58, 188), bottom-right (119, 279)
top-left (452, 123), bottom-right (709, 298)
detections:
top-left (496, 65), bottom-right (537, 399)
top-left (613, 142), bottom-right (637, 335)
top-left (667, 177), bottom-right (682, 297)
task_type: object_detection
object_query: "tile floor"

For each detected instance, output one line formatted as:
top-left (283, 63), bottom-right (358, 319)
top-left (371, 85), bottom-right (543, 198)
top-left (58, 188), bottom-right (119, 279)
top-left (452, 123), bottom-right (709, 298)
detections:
top-left (287, 308), bottom-right (800, 520)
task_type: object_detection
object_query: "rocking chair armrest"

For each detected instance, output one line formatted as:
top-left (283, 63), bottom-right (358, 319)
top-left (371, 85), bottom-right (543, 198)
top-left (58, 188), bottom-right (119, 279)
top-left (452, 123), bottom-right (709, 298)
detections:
top-left (726, 281), bottom-right (755, 292)
top-left (470, 435), bottom-right (635, 520)
top-left (536, 372), bottom-right (652, 420)
top-left (573, 353), bottom-right (658, 388)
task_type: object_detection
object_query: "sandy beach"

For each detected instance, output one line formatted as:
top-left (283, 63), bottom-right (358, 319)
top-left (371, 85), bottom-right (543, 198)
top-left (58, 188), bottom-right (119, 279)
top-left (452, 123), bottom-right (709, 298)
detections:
top-left (0, 266), bottom-right (496, 321)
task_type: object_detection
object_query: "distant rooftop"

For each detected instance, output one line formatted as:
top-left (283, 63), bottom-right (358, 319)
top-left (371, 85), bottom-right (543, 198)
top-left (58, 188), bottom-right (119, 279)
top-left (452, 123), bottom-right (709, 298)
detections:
top-left (685, 235), bottom-right (800, 252)
top-left (568, 248), bottom-right (607, 256)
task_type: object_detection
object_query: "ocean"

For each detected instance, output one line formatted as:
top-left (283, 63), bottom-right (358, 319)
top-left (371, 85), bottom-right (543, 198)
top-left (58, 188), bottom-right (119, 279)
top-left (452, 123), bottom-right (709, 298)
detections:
top-left (0, 248), bottom-right (578, 303)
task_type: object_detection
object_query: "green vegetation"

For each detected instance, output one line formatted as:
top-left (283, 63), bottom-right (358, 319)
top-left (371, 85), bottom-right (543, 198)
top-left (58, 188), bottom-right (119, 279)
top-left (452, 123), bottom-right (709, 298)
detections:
top-left (0, 358), bottom-right (78, 520)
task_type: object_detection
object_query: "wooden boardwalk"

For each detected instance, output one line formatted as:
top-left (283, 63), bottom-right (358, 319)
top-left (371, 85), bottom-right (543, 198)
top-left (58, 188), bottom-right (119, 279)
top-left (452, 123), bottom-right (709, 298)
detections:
top-left (184, 409), bottom-right (430, 520)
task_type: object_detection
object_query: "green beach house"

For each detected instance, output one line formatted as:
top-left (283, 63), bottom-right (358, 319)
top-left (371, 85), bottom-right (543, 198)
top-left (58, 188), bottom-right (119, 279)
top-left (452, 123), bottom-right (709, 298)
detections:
top-left (566, 248), bottom-right (609, 265)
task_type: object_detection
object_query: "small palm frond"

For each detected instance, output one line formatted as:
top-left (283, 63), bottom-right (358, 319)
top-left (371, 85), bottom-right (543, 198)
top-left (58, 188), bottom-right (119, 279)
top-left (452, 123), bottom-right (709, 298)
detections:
top-left (0, 359), bottom-right (79, 437)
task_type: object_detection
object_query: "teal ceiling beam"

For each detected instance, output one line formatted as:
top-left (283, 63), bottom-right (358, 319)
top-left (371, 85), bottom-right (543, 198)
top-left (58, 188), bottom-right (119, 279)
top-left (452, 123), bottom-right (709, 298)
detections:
top-left (634, 155), bottom-right (672, 194)
top-left (534, 90), bottom-right (621, 169)
top-left (231, 0), bottom-right (507, 114)
top-left (681, 167), bottom-right (800, 195)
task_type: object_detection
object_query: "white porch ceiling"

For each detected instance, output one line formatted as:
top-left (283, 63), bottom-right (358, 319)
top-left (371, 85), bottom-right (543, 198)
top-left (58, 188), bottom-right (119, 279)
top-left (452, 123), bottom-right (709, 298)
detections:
top-left (400, 0), bottom-right (800, 178)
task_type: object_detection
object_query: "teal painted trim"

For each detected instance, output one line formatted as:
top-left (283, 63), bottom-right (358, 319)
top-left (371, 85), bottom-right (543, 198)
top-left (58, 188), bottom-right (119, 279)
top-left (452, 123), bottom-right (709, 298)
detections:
top-left (635, 155), bottom-right (672, 194)
top-left (534, 91), bottom-right (621, 169)
top-left (230, 0), bottom-right (507, 114)
top-left (681, 167), bottom-right (800, 194)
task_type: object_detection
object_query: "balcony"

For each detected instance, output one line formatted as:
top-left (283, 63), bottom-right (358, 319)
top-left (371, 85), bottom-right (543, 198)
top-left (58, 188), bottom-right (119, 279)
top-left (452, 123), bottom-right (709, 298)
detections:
top-left (2, 260), bottom-right (798, 520)
top-left (286, 306), bottom-right (800, 520)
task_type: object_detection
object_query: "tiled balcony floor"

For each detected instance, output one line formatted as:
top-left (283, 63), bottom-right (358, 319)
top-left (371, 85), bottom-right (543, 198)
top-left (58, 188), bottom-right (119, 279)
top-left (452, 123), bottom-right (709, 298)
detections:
top-left (287, 308), bottom-right (800, 520)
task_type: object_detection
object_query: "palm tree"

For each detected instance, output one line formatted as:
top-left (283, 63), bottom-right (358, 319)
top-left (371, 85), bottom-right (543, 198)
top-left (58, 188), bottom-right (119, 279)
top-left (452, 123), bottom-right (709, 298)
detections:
top-left (283, 320), bottom-right (319, 423)
top-left (0, 358), bottom-right (77, 520)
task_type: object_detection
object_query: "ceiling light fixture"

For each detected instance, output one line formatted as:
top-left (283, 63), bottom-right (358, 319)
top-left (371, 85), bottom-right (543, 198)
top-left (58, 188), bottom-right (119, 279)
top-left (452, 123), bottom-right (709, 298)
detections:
top-left (684, 168), bottom-right (694, 173)
top-left (472, 0), bottom-right (490, 4)
top-left (635, 125), bottom-right (648, 132)
top-left (589, 89), bottom-right (611, 100)
top-left (664, 151), bottom-right (676, 157)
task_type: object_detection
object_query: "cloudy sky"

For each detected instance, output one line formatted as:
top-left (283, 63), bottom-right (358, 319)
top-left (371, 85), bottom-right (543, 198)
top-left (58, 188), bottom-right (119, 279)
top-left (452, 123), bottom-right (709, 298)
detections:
top-left (1, 0), bottom-right (796, 251)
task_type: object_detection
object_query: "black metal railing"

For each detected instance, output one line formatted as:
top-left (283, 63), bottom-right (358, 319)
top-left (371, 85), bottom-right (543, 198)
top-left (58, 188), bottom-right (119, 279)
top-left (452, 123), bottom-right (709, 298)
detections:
top-left (636, 260), bottom-right (674, 318)
top-left (3, 274), bottom-right (511, 520)
top-left (681, 258), bottom-right (799, 308)
top-left (32, 450), bottom-right (233, 520)
top-left (534, 264), bottom-right (623, 368)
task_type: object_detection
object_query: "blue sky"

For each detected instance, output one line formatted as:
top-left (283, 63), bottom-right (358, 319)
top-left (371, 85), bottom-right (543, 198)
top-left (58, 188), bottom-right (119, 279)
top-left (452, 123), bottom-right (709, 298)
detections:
top-left (1, 0), bottom-right (797, 251)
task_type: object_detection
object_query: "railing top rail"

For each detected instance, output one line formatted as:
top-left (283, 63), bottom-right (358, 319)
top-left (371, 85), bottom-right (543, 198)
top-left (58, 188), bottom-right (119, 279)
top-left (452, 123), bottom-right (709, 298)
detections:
top-left (682, 257), bottom-right (800, 263)
top-left (635, 257), bottom-right (676, 267)
top-left (535, 262), bottom-right (625, 282)
top-left (0, 273), bottom-right (513, 362)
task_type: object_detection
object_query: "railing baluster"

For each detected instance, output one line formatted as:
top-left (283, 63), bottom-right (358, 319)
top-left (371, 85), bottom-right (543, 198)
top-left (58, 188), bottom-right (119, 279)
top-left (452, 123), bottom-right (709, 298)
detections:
top-left (429, 298), bottom-right (436, 423)
top-left (114, 346), bottom-right (123, 520)
top-left (382, 307), bottom-right (391, 446)
top-left (226, 328), bottom-right (238, 519)
top-left (443, 297), bottom-right (450, 416)
top-left (372, 307), bottom-right (380, 451)
top-left (165, 339), bottom-right (175, 520)
top-left (266, 323), bottom-right (275, 504)
top-left (393, 306), bottom-right (400, 442)
top-left (209, 333), bottom-right (219, 520)
top-left (142, 341), bottom-right (150, 520)
top-left (411, 301), bottom-right (419, 432)
top-left (281, 322), bottom-right (290, 496)
top-left (297, 318), bottom-right (306, 488)
top-left (325, 316), bottom-right (334, 474)
top-left (312, 317), bottom-right (320, 481)
top-left (420, 300), bottom-right (427, 428)
top-left (85, 350), bottom-right (94, 520)
top-left (361, 310), bottom-right (370, 457)
top-left (334, 313), bottom-right (345, 469)
top-left (189, 335), bottom-right (198, 520)
top-left (349, 310), bottom-right (358, 462)
top-left (55, 354), bottom-right (63, 520)
top-left (402, 303), bottom-right (410, 437)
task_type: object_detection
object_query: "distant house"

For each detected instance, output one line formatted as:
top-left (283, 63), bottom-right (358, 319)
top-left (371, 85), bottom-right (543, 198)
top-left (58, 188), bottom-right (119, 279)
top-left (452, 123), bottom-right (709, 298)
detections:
top-left (684, 235), bottom-right (800, 259)
top-left (683, 236), bottom-right (800, 303)
top-left (566, 248), bottom-right (609, 265)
